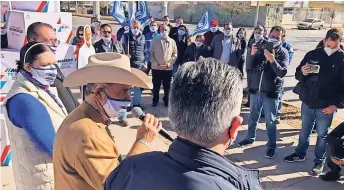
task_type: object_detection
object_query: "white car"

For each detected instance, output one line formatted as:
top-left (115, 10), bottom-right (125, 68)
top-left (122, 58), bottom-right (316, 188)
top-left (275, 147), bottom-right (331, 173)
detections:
top-left (297, 18), bottom-right (324, 30)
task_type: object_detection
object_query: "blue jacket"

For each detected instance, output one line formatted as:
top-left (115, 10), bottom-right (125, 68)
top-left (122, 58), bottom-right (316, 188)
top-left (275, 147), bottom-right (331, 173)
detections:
top-left (282, 41), bottom-right (294, 64)
top-left (247, 44), bottom-right (289, 98)
top-left (122, 32), bottom-right (146, 68)
top-left (144, 32), bottom-right (160, 63)
top-left (105, 138), bottom-right (262, 190)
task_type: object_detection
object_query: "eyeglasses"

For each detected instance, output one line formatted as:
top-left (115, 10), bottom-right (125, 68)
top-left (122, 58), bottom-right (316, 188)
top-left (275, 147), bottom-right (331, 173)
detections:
top-left (35, 38), bottom-right (60, 46)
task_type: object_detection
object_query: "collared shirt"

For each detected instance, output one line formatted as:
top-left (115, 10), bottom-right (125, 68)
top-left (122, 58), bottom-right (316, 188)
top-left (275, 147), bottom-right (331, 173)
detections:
top-left (102, 41), bottom-right (113, 52)
top-left (220, 37), bottom-right (232, 63)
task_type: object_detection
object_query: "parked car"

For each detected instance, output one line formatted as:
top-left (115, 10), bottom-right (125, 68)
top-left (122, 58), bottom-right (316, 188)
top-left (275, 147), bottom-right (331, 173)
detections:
top-left (297, 18), bottom-right (324, 30)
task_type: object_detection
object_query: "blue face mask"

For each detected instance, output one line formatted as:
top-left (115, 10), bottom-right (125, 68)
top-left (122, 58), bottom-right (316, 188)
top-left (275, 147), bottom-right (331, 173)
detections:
top-left (102, 91), bottom-right (131, 118)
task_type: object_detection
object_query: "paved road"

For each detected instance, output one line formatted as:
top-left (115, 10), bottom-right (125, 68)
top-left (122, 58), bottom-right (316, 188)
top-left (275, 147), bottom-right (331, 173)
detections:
top-left (71, 16), bottom-right (344, 120)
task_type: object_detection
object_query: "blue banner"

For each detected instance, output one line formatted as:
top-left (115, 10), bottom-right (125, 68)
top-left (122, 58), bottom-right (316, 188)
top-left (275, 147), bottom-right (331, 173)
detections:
top-left (192, 9), bottom-right (211, 36)
top-left (111, 1), bottom-right (126, 27)
top-left (136, 1), bottom-right (150, 28)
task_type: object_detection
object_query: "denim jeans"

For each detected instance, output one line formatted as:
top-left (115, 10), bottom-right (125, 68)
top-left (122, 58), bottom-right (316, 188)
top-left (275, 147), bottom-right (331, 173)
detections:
top-left (295, 103), bottom-right (334, 164)
top-left (277, 89), bottom-right (284, 116)
top-left (131, 66), bottom-right (143, 106)
top-left (117, 108), bottom-right (127, 122)
top-left (246, 91), bottom-right (279, 150)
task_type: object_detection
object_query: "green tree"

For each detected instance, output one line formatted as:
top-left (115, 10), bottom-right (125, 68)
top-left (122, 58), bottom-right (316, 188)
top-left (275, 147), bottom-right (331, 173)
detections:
top-left (215, 1), bottom-right (251, 22)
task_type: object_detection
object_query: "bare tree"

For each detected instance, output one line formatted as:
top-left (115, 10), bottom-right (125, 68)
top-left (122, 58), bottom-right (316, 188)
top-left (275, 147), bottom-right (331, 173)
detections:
top-left (215, 1), bottom-right (251, 22)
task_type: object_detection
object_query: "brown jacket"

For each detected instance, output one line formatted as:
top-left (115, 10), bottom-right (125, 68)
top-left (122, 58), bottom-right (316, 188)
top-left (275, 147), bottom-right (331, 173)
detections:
top-left (149, 36), bottom-right (178, 71)
top-left (53, 102), bottom-right (150, 190)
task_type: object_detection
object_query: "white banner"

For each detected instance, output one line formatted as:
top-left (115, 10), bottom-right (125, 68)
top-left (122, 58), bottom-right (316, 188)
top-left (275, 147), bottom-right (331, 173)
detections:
top-left (6, 10), bottom-right (73, 50)
top-left (11, 1), bottom-right (59, 12)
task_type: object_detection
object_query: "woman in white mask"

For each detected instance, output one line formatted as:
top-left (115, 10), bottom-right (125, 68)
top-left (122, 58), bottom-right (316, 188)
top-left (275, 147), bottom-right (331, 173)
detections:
top-left (171, 25), bottom-right (190, 74)
top-left (3, 42), bottom-right (67, 190)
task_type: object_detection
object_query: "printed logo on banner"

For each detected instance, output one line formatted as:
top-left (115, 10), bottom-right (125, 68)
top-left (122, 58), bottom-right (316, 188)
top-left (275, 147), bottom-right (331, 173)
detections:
top-left (0, 68), bottom-right (17, 90)
top-left (57, 58), bottom-right (77, 70)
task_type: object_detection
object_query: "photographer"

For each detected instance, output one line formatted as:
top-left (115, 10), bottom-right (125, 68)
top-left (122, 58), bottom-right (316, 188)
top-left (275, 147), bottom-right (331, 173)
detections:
top-left (284, 28), bottom-right (344, 175)
top-left (238, 26), bottom-right (289, 159)
top-left (320, 122), bottom-right (344, 181)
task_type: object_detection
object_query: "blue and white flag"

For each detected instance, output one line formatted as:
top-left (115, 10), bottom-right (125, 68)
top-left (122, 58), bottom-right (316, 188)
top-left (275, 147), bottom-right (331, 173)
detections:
top-left (135, 1), bottom-right (150, 28)
top-left (192, 9), bottom-right (211, 36)
top-left (111, 1), bottom-right (126, 27)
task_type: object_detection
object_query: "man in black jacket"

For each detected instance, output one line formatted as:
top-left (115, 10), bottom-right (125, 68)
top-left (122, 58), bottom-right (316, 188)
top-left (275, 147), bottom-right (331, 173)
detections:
top-left (27, 22), bottom-right (79, 113)
top-left (238, 26), bottom-right (289, 159)
top-left (94, 24), bottom-right (124, 54)
top-left (105, 58), bottom-right (262, 190)
top-left (320, 122), bottom-right (344, 181)
top-left (284, 28), bottom-right (344, 175)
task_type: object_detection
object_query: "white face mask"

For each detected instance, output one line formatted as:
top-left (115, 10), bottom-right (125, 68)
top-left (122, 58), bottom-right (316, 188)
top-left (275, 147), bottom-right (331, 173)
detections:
top-left (210, 27), bottom-right (218, 33)
top-left (224, 30), bottom-right (232, 37)
top-left (324, 47), bottom-right (340, 56)
top-left (195, 41), bottom-right (203, 47)
top-left (103, 96), bottom-right (131, 119)
top-left (161, 31), bottom-right (169, 38)
top-left (102, 36), bottom-right (111, 43)
top-left (131, 29), bottom-right (140, 36)
top-left (254, 34), bottom-right (262, 41)
top-left (268, 38), bottom-right (282, 48)
top-left (238, 33), bottom-right (244, 39)
top-left (175, 23), bottom-right (181, 27)
top-left (178, 29), bottom-right (186, 36)
top-left (164, 21), bottom-right (170, 25)
top-left (150, 26), bottom-right (158, 33)
top-left (30, 64), bottom-right (57, 85)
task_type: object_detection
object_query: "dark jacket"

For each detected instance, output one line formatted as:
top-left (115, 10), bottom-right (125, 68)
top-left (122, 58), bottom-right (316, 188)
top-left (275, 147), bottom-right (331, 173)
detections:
top-left (172, 34), bottom-right (189, 65)
top-left (210, 34), bottom-right (243, 68)
top-left (116, 27), bottom-right (125, 42)
top-left (143, 25), bottom-right (150, 35)
top-left (204, 30), bottom-right (223, 46)
top-left (52, 66), bottom-right (79, 113)
top-left (247, 44), bottom-right (289, 98)
top-left (294, 48), bottom-right (344, 109)
top-left (105, 138), bottom-right (262, 190)
top-left (183, 43), bottom-right (211, 64)
top-left (316, 40), bottom-right (344, 50)
top-left (238, 39), bottom-right (247, 74)
top-left (122, 32), bottom-right (146, 68)
top-left (93, 39), bottom-right (124, 54)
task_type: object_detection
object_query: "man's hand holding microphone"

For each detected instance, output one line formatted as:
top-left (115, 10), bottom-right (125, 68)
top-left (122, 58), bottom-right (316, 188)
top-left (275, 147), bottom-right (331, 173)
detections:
top-left (136, 113), bottom-right (162, 145)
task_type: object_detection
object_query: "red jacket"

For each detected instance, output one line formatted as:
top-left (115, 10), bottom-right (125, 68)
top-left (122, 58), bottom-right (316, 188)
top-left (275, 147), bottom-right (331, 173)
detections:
top-left (203, 30), bottom-right (223, 46)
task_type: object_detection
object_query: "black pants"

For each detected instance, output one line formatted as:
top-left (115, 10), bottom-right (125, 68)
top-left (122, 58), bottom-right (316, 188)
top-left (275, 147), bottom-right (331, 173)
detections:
top-left (326, 145), bottom-right (342, 174)
top-left (152, 69), bottom-right (172, 104)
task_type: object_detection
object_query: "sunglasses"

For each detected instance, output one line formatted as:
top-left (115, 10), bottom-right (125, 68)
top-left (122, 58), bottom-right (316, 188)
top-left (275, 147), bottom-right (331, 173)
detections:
top-left (102, 31), bottom-right (112, 34)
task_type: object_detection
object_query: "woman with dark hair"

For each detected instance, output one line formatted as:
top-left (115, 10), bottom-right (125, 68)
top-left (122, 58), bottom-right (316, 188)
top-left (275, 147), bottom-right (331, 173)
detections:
top-left (3, 42), bottom-right (67, 190)
top-left (183, 35), bottom-right (211, 63)
top-left (236, 28), bottom-right (247, 74)
top-left (171, 24), bottom-right (190, 74)
top-left (70, 26), bottom-right (85, 49)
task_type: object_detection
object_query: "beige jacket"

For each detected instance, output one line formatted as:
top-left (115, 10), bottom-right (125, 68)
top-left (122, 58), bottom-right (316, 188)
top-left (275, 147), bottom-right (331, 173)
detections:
top-left (149, 36), bottom-right (178, 71)
top-left (3, 72), bottom-right (67, 190)
top-left (53, 102), bottom-right (151, 190)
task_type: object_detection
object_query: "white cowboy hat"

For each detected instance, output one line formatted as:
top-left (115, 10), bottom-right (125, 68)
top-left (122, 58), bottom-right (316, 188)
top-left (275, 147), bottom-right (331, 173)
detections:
top-left (63, 52), bottom-right (152, 89)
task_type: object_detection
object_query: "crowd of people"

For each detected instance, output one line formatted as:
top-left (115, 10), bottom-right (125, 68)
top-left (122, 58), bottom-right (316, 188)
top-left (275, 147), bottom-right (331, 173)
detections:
top-left (2, 14), bottom-right (344, 190)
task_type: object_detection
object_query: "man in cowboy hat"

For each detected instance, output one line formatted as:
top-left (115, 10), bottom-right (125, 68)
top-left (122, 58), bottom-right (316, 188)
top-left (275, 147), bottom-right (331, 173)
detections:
top-left (53, 53), bottom-right (162, 190)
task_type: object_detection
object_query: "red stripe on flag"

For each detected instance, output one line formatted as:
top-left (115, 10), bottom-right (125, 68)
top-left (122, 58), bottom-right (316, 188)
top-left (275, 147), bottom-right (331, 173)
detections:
top-left (1, 145), bottom-right (10, 164)
top-left (37, 1), bottom-right (47, 12)
top-left (66, 31), bottom-right (73, 44)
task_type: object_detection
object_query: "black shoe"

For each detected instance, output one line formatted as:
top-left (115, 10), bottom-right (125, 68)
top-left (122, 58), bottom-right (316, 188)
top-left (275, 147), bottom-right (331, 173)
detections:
top-left (238, 139), bottom-right (254, 147)
top-left (243, 103), bottom-right (250, 108)
top-left (311, 163), bottom-right (324, 176)
top-left (311, 129), bottom-right (317, 134)
top-left (265, 149), bottom-right (276, 159)
top-left (164, 101), bottom-right (168, 107)
top-left (284, 153), bottom-right (306, 163)
top-left (320, 171), bottom-right (341, 181)
top-left (276, 118), bottom-right (281, 124)
top-left (152, 102), bottom-right (158, 107)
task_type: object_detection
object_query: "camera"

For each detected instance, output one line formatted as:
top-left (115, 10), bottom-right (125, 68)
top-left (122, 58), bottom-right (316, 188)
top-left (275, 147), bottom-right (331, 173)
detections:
top-left (255, 40), bottom-right (273, 53)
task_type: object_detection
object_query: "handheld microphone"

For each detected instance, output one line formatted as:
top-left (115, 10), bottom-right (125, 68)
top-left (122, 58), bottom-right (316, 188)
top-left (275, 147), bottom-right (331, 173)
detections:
top-left (131, 107), bottom-right (174, 142)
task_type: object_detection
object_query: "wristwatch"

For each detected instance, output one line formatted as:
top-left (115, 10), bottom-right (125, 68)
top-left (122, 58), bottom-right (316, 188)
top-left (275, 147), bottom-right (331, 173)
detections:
top-left (137, 138), bottom-right (151, 147)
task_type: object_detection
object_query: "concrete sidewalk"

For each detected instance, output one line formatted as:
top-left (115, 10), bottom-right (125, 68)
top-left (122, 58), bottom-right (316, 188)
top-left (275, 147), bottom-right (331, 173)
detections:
top-left (1, 92), bottom-right (343, 189)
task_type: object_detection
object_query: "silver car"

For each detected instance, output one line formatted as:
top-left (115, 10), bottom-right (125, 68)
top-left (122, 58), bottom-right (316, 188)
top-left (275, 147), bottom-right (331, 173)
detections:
top-left (297, 18), bottom-right (324, 30)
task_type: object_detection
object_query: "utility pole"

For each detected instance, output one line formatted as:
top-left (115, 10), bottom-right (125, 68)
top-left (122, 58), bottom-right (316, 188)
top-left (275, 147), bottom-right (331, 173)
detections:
top-left (75, 1), bottom-right (79, 14)
top-left (254, 1), bottom-right (260, 27)
top-left (95, 1), bottom-right (100, 20)
top-left (163, 1), bottom-right (168, 16)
